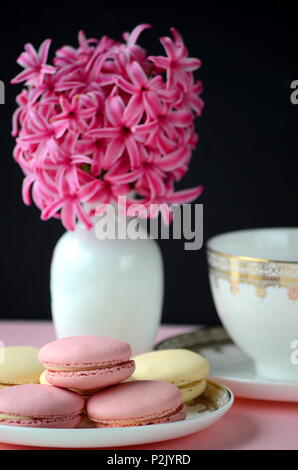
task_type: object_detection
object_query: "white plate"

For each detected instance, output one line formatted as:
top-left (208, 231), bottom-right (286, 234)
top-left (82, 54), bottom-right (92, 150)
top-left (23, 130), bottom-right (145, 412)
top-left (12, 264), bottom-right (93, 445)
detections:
top-left (0, 386), bottom-right (233, 448)
top-left (202, 344), bottom-right (298, 402)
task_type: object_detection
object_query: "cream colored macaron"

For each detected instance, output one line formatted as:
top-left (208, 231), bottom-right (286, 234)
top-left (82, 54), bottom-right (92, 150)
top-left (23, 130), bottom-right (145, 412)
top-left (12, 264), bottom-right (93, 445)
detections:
top-left (131, 349), bottom-right (209, 403)
top-left (39, 370), bottom-right (50, 385)
top-left (0, 346), bottom-right (45, 387)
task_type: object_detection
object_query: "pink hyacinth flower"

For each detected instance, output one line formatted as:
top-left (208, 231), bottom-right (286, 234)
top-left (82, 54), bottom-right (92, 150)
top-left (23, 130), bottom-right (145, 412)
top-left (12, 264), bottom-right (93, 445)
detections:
top-left (11, 25), bottom-right (204, 231)
top-left (12, 39), bottom-right (56, 87)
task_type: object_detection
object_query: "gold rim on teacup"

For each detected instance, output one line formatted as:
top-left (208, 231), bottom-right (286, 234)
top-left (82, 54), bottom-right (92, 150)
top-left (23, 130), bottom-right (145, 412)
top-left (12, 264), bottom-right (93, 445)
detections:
top-left (207, 246), bottom-right (298, 265)
top-left (206, 229), bottom-right (298, 301)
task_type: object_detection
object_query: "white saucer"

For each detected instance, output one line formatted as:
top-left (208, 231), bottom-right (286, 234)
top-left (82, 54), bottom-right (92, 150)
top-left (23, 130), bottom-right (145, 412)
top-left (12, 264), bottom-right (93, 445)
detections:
top-left (0, 385), bottom-right (233, 448)
top-left (203, 344), bottom-right (298, 402)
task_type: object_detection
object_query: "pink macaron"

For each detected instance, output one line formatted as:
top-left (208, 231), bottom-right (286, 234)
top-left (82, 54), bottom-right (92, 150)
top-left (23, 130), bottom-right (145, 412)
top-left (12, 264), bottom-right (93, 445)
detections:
top-left (39, 336), bottom-right (135, 392)
top-left (86, 380), bottom-right (187, 427)
top-left (0, 384), bottom-right (85, 428)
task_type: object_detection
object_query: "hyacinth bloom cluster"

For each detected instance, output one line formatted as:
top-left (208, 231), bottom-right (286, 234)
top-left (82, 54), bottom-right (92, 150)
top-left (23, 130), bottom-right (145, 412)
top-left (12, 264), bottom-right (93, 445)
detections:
top-left (12, 24), bottom-right (204, 230)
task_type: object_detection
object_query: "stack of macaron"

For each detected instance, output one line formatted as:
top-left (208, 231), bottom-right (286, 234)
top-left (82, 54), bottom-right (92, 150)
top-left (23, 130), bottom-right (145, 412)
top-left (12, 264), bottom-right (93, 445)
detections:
top-left (0, 336), bottom-right (211, 429)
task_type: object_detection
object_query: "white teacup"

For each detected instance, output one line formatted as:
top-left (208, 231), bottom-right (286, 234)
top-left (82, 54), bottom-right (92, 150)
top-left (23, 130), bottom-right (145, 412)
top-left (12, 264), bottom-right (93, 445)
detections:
top-left (207, 227), bottom-right (298, 381)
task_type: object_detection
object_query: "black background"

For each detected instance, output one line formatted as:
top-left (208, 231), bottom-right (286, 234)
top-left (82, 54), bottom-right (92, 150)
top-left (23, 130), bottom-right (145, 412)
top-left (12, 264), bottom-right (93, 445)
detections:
top-left (0, 1), bottom-right (297, 324)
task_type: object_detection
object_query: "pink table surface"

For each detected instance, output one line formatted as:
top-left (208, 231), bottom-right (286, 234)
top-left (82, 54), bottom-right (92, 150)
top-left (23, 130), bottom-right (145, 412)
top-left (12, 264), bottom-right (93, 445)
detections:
top-left (0, 320), bottom-right (298, 450)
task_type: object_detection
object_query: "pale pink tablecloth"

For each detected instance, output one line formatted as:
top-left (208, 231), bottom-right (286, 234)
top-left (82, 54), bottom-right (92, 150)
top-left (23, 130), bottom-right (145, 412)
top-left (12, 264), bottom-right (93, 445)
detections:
top-left (0, 321), bottom-right (297, 450)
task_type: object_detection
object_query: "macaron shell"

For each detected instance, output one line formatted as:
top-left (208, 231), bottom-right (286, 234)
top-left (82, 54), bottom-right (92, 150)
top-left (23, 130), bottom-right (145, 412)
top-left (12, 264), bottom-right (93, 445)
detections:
top-left (87, 380), bottom-right (184, 423)
top-left (0, 414), bottom-right (83, 428)
top-left (40, 370), bottom-right (105, 397)
top-left (0, 347), bottom-right (44, 385)
top-left (180, 378), bottom-right (207, 403)
top-left (132, 349), bottom-right (209, 385)
top-left (39, 336), bottom-right (132, 368)
top-left (45, 361), bottom-right (135, 391)
top-left (94, 403), bottom-right (187, 427)
top-left (0, 384), bottom-right (85, 418)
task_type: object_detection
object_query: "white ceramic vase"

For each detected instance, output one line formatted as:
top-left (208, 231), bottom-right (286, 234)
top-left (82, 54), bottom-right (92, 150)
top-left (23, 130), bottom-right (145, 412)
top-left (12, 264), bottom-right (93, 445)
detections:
top-left (50, 218), bottom-right (164, 355)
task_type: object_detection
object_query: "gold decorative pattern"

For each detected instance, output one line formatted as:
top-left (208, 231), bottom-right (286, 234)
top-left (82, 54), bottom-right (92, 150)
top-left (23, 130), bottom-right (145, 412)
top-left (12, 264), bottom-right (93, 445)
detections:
top-left (207, 249), bottom-right (298, 300)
